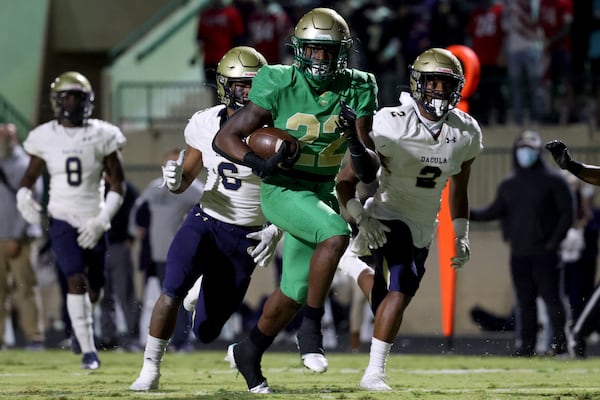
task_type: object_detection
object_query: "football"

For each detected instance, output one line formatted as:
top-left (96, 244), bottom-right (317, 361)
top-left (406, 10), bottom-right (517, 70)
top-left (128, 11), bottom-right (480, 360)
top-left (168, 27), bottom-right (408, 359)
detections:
top-left (245, 127), bottom-right (298, 159)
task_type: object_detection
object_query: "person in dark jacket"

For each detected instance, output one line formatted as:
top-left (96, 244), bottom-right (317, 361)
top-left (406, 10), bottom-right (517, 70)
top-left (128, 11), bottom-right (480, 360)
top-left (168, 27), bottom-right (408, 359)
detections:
top-left (545, 139), bottom-right (600, 358)
top-left (470, 130), bottom-right (574, 357)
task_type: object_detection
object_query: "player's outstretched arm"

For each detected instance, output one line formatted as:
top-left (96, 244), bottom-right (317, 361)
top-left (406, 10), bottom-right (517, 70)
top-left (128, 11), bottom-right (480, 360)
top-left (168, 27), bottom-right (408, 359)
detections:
top-left (545, 140), bottom-right (600, 186)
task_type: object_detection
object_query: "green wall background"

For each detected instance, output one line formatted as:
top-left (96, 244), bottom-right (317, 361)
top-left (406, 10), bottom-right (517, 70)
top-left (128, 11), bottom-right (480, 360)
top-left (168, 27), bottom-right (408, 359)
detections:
top-left (0, 0), bottom-right (49, 125)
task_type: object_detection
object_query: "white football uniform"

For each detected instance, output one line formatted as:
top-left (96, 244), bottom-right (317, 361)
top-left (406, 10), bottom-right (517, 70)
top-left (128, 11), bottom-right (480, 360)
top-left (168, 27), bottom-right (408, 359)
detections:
top-left (23, 119), bottom-right (126, 228)
top-left (366, 92), bottom-right (483, 248)
top-left (184, 105), bottom-right (265, 227)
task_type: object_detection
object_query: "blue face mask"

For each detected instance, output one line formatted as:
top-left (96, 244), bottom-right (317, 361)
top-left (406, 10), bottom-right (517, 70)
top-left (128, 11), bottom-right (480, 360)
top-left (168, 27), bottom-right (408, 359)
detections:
top-left (516, 147), bottom-right (539, 168)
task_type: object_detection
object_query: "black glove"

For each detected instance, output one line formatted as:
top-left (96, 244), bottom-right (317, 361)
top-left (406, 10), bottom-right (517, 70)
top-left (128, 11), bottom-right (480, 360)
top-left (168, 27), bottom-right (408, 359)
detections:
top-left (243, 140), bottom-right (300, 178)
top-left (337, 101), bottom-right (357, 134)
top-left (336, 101), bottom-right (378, 183)
top-left (337, 101), bottom-right (365, 155)
top-left (545, 140), bottom-right (583, 175)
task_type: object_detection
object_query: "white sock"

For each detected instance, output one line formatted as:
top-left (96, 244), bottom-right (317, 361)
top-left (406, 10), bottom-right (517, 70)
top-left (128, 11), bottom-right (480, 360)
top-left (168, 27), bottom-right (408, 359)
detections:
top-left (339, 249), bottom-right (372, 283)
top-left (67, 293), bottom-right (96, 354)
top-left (365, 337), bottom-right (392, 375)
top-left (141, 335), bottom-right (169, 373)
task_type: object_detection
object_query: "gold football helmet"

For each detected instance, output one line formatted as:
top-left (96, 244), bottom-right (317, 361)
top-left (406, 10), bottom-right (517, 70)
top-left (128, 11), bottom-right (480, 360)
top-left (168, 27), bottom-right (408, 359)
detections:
top-left (409, 48), bottom-right (464, 118)
top-left (291, 7), bottom-right (352, 81)
top-left (216, 46), bottom-right (267, 110)
top-left (50, 71), bottom-right (94, 125)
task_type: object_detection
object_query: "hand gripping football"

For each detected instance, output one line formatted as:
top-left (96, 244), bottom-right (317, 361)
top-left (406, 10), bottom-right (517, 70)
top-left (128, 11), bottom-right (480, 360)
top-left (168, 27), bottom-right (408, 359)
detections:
top-left (246, 127), bottom-right (298, 159)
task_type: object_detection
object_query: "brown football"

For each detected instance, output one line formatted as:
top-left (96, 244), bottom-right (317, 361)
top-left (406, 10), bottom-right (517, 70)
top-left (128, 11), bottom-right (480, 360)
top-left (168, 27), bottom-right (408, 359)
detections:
top-left (246, 127), bottom-right (298, 159)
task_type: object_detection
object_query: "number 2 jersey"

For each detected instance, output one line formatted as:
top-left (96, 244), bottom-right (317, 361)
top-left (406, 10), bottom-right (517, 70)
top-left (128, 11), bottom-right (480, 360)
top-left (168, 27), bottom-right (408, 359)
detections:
top-left (23, 119), bottom-right (126, 228)
top-left (184, 105), bottom-right (266, 227)
top-left (367, 92), bottom-right (483, 248)
top-left (249, 65), bottom-right (378, 177)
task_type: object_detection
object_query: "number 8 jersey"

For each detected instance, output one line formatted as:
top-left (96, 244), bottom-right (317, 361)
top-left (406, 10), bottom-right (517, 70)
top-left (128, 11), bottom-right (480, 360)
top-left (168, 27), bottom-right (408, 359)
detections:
top-left (23, 119), bottom-right (126, 227)
top-left (367, 92), bottom-right (483, 248)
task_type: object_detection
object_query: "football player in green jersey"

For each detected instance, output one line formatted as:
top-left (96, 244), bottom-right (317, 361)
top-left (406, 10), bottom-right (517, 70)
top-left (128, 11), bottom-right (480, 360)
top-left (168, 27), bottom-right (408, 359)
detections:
top-left (213, 7), bottom-right (379, 393)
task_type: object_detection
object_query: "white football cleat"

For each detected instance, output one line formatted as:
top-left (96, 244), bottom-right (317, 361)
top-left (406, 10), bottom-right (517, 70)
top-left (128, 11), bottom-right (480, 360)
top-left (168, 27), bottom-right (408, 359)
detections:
top-left (130, 367), bottom-right (160, 391)
top-left (249, 381), bottom-right (272, 394)
top-left (224, 343), bottom-right (237, 368)
top-left (183, 276), bottom-right (203, 312)
top-left (359, 371), bottom-right (391, 391)
top-left (301, 353), bottom-right (328, 373)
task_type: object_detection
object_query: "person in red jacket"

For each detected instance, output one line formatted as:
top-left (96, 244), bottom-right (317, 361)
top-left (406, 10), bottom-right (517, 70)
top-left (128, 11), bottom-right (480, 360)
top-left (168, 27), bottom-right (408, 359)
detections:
top-left (195, 0), bottom-right (246, 102)
top-left (467, 0), bottom-right (507, 125)
top-left (540, 0), bottom-right (574, 123)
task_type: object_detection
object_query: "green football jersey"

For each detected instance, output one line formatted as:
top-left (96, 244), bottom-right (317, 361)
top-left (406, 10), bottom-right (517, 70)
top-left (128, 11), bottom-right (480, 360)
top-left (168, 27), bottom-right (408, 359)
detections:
top-left (249, 65), bottom-right (378, 176)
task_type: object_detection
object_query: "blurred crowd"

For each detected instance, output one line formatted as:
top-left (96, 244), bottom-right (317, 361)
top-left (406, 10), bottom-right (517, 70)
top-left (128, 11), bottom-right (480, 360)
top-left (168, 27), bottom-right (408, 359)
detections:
top-left (198, 0), bottom-right (598, 126)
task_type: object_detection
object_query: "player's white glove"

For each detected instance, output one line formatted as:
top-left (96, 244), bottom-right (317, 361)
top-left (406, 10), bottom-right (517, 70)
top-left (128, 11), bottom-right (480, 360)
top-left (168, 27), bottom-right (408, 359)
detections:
top-left (77, 191), bottom-right (124, 249)
top-left (161, 149), bottom-right (185, 191)
top-left (450, 218), bottom-right (470, 269)
top-left (77, 214), bottom-right (111, 249)
top-left (560, 227), bottom-right (585, 263)
top-left (16, 187), bottom-right (42, 225)
top-left (346, 198), bottom-right (390, 249)
top-left (246, 224), bottom-right (282, 267)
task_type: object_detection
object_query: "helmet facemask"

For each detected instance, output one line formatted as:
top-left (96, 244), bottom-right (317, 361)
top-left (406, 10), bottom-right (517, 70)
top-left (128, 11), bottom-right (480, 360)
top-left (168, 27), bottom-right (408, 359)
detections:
top-left (292, 38), bottom-right (350, 81)
top-left (411, 71), bottom-right (463, 118)
top-left (52, 90), bottom-right (94, 126)
top-left (217, 77), bottom-right (252, 110)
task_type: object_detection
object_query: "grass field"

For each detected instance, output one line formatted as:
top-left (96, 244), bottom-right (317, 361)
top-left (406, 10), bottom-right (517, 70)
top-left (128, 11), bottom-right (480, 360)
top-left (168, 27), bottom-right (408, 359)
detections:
top-left (1, 349), bottom-right (600, 399)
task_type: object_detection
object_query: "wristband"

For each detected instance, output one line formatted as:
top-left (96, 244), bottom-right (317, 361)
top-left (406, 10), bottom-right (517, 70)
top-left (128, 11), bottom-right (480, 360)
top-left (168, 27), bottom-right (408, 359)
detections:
top-left (567, 160), bottom-right (584, 176)
top-left (346, 198), bottom-right (364, 222)
top-left (346, 134), bottom-right (367, 157)
top-left (453, 218), bottom-right (469, 239)
top-left (99, 191), bottom-right (124, 221)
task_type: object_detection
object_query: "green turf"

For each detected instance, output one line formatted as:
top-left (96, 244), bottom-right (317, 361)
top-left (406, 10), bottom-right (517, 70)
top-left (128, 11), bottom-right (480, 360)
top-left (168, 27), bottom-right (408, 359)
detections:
top-left (1, 349), bottom-right (600, 399)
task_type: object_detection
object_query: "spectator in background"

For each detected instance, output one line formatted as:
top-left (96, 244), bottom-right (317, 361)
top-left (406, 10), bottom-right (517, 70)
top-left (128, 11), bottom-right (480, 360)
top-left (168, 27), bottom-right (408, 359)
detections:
top-left (467, 0), bottom-right (507, 125)
top-left (0, 123), bottom-right (45, 350)
top-left (246, 0), bottom-right (293, 64)
top-left (348, 0), bottom-right (394, 76)
top-left (502, 0), bottom-right (546, 125)
top-left (132, 149), bottom-right (204, 354)
top-left (540, 0), bottom-right (574, 124)
top-left (99, 179), bottom-right (141, 352)
top-left (429, 0), bottom-right (469, 49)
top-left (471, 131), bottom-right (574, 357)
top-left (16, 71), bottom-right (127, 370)
top-left (588, 0), bottom-right (600, 130)
top-left (195, 0), bottom-right (245, 103)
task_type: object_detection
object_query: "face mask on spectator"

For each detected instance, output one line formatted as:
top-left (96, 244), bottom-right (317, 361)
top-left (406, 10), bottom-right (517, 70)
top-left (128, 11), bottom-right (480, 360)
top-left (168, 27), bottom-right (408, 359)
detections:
top-left (516, 147), bottom-right (539, 168)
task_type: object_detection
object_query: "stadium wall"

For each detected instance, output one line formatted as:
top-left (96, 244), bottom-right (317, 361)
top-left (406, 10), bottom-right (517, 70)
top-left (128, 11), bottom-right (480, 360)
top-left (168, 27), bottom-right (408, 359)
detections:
top-left (0, 0), bottom-right (49, 125)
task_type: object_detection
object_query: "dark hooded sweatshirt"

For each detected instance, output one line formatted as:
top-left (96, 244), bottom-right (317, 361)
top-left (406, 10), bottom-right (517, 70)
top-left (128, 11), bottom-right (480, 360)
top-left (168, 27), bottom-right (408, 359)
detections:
top-left (470, 137), bottom-right (575, 256)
